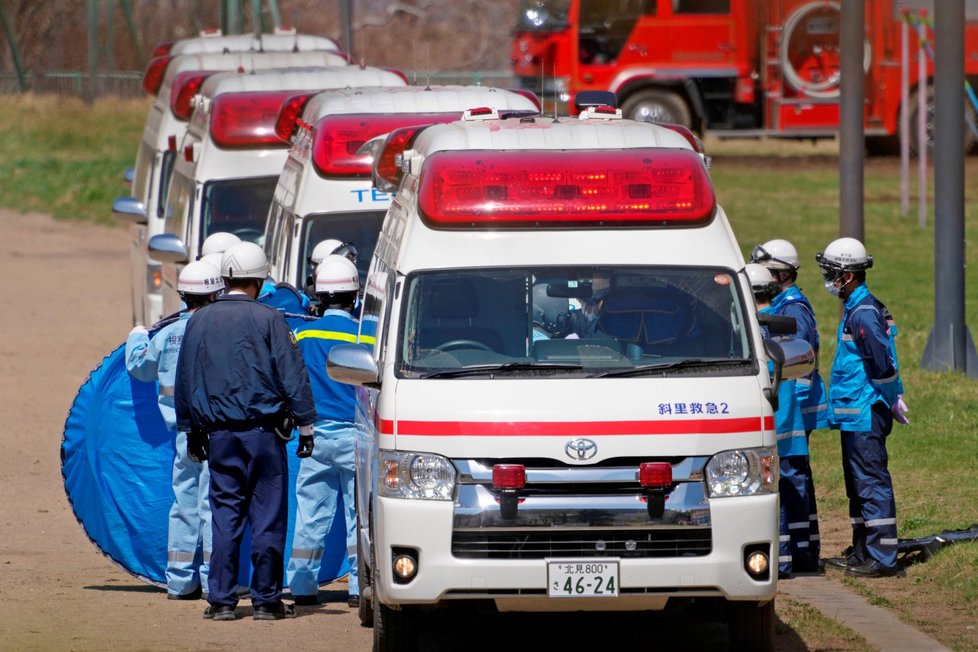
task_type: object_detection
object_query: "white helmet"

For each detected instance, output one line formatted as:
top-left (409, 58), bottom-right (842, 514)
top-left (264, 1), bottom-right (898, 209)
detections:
top-left (315, 254), bottom-right (360, 294)
top-left (745, 263), bottom-right (777, 295)
top-left (816, 237), bottom-right (873, 279)
top-left (199, 252), bottom-right (224, 271)
top-left (751, 238), bottom-right (800, 271)
top-left (178, 260), bottom-right (225, 295)
top-left (309, 238), bottom-right (345, 266)
top-left (201, 231), bottom-right (241, 257)
top-left (221, 241), bottom-right (268, 279)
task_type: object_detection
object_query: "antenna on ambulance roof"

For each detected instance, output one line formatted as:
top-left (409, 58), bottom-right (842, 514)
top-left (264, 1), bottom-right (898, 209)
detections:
top-left (552, 62), bottom-right (558, 120)
top-left (426, 43), bottom-right (431, 90)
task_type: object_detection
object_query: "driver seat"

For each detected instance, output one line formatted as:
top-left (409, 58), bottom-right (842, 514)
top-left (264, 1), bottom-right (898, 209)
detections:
top-left (416, 280), bottom-right (503, 352)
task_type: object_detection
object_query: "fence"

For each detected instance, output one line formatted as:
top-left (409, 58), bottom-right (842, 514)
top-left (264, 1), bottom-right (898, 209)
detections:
top-left (0, 70), bottom-right (516, 100)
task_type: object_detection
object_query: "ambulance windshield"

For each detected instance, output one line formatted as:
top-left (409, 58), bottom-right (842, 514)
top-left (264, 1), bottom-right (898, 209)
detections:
top-left (298, 210), bottom-right (386, 289)
top-left (200, 176), bottom-right (278, 252)
top-left (398, 266), bottom-right (755, 378)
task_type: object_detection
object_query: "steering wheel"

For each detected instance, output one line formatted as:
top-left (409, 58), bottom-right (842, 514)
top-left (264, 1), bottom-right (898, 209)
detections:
top-left (434, 339), bottom-right (493, 353)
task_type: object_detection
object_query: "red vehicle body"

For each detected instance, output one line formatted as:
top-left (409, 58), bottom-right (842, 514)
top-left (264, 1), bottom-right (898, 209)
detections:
top-left (511, 0), bottom-right (978, 150)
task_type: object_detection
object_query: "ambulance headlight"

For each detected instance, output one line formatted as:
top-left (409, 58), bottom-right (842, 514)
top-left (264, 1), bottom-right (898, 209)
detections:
top-left (705, 448), bottom-right (777, 497)
top-left (380, 451), bottom-right (457, 501)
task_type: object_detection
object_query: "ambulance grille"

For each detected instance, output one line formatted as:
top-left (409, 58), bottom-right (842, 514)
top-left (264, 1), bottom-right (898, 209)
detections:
top-left (451, 528), bottom-right (712, 560)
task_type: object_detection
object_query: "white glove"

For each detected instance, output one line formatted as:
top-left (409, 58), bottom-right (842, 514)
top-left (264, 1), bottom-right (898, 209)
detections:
top-left (129, 325), bottom-right (149, 337)
top-left (892, 395), bottom-right (910, 425)
top-left (299, 424), bottom-right (314, 438)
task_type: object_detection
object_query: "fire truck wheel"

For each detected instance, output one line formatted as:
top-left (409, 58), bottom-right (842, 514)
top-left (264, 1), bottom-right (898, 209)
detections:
top-left (374, 600), bottom-right (418, 652)
top-left (905, 84), bottom-right (978, 156)
top-left (726, 598), bottom-right (774, 652)
top-left (621, 89), bottom-right (692, 128)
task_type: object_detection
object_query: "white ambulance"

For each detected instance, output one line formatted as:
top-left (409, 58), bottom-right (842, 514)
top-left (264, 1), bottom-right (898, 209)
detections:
top-left (115, 49), bottom-right (349, 326)
top-left (327, 107), bottom-right (813, 651)
top-left (161, 27), bottom-right (339, 58)
top-left (152, 66), bottom-right (407, 316)
top-left (264, 85), bottom-right (539, 304)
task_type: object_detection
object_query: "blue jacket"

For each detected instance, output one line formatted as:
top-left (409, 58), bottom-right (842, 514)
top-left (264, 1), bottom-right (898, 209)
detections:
top-left (259, 280), bottom-right (313, 330)
top-left (828, 284), bottom-right (902, 432)
top-left (293, 309), bottom-right (362, 425)
top-left (770, 285), bottom-right (829, 432)
top-left (174, 293), bottom-right (317, 433)
top-left (759, 305), bottom-right (806, 457)
top-left (125, 313), bottom-right (192, 431)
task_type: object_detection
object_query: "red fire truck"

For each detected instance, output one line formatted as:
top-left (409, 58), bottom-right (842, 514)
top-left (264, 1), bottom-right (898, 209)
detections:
top-left (511, 0), bottom-right (978, 152)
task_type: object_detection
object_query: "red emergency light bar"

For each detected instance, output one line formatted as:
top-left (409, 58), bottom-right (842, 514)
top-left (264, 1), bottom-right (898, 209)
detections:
top-left (210, 90), bottom-right (299, 149)
top-left (418, 148), bottom-right (716, 228)
top-left (312, 112), bottom-right (462, 179)
top-left (274, 92), bottom-right (317, 143)
top-left (151, 41), bottom-right (175, 58)
top-left (171, 70), bottom-right (217, 121)
top-left (375, 117), bottom-right (462, 190)
top-left (509, 89), bottom-right (541, 111)
top-left (142, 55), bottom-right (174, 95)
top-left (657, 123), bottom-right (705, 154)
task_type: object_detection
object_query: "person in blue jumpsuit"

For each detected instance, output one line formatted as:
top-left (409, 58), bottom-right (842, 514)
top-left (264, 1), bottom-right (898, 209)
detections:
top-left (175, 242), bottom-right (318, 620)
top-left (816, 237), bottom-right (908, 578)
top-left (752, 239), bottom-right (828, 577)
top-left (287, 254), bottom-right (364, 608)
top-left (126, 260), bottom-right (224, 599)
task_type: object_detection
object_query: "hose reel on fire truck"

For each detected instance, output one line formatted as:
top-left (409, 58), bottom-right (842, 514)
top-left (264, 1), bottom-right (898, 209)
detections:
top-left (780, 0), bottom-right (872, 99)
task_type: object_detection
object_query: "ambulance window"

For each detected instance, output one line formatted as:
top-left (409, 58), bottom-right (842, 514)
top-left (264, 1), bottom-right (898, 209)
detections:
top-left (156, 151), bottom-right (176, 218)
top-left (163, 172), bottom-right (193, 238)
top-left (298, 210), bottom-right (386, 291)
top-left (359, 267), bottom-right (394, 359)
top-left (199, 176), bottom-right (278, 254)
top-left (133, 140), bottom-right (153, 208)
top-left (672, 0), bottom-right (729, 14)
top-left (397, 266), bottom-right (754, 379)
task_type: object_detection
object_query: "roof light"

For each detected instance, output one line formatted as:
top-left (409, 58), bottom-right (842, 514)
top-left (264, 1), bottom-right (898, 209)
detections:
top-left (312, 112), bottom-right (461, 179)
top-left (142, 55), bottom-right (173, 95)
top-left (418, 148), bottom-right (716, 228)
top-left (198, 28), bottom-right (222, 37)
top-left (578, 105), bottom-right (623, 120)
top-left (273, 25), bottom-right (297, 35)
top-left (209, 90), bottom-right (298, 149)
top-left (462, 106), bottom-right (499, 120)
top-left (374, 117), bottom-right (461, 191)
top-left (639, 462), bottom-right (672, 489)
top-left (492, 464), bottom-right (526, 490)
top-left (274, 92), bottom-right (317, 143)
top-left (150, 41), bottom-right (175, 58)
top-left (508, 89), bottom-right (542, 111)
top-left (170, 70), bottom-right (216, 121)
top-left (183, 143), bottom-right (195, 163)
top-left (657, 123), bottom-right (705, 154)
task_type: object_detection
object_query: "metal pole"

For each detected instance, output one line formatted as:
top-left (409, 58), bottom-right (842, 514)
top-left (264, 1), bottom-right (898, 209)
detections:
top-left (0, 5), bottom-right (28, 91)
top-left (839, 0), bottom-right (864, 241)
top-left (918, 19), bottom-right (928, 229)
top-left (900, 10), bottom-right (910, 216)
top-left (87, 0), bottom-right (99, 104)
top-left (340, 0), bottom-right (354, 57)
top-left (250, 0), bottom-right (263, 34)
top-left (267, 0), bottom-right (281, 28)
top-left (922, 0), bottom-right (977, 375)
top-left (119, 0), bottom-right (145, 69)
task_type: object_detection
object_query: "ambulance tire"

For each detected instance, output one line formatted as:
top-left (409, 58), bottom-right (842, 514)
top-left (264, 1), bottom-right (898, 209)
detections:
top-left (373, 601), bottom-right (418, 652)
top-left (905, 85), bottom-right (978, 156)
top-left (621, 89), bottom-right (692, 129)
top-left (727, 598), bottom-right (775, 652)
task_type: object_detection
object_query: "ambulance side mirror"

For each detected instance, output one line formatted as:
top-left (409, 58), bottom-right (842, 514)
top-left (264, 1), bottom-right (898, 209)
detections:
top-left (112, 195), bottom-right (146, 224)
top-left (762, 337), bottom-right (816, 410)
top-left (327, 343), bottom-right (380, 388)
top-left (757, 312), bottom-right (796, 335)
top-left (148, 233), bottom-right (189, 264)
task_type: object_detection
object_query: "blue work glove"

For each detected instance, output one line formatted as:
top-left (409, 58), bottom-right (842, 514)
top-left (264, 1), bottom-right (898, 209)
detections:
top-left (187, 431), bottom-right (208, 463)
top-left (296, 425), bottom-right (314, 458)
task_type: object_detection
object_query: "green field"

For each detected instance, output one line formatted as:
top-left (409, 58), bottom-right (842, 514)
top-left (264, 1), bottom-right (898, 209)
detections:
top-left (2, 95), bottom-right (976, 649)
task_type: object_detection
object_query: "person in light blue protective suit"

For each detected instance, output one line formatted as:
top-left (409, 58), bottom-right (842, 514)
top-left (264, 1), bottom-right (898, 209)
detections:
top-left (817, 237), bottom-right (907, 579)
top-left (125, 260), bottom-right (224, 599)
top-left (287, 254), bottom-right (365, 608)
top-left (752, 239), bottom-right (828, 577)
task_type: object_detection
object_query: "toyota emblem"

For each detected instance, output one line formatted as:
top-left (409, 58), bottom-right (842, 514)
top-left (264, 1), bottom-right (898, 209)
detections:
top-left (565, 438), bottom-right (598, 461)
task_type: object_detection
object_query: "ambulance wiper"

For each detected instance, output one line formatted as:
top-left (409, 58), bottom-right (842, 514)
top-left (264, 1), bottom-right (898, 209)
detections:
top-left (420, 362), bottom-right (584, 379)
top-left (592, 358), bottom-right (748, 378)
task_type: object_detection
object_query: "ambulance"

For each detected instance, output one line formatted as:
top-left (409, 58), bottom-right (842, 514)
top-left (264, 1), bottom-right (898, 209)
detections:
top-left (326, 105), bottom-right (814, 651)
top-left (152, 66), bottom-right (407, 316)
top-left (116, 48), bottom-right (349, 326)
top-left (158, 27), bottom-right (339, 58)
top-left (264, 85), bottom-right (539, 305)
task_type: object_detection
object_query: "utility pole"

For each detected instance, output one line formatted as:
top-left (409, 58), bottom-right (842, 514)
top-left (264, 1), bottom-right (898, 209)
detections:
top-left (838, 0), bottom-right (865, 241)
top-left (921, 0), bottom-right (978, 375)
top-left (340, 0), bottom-right (354, 58)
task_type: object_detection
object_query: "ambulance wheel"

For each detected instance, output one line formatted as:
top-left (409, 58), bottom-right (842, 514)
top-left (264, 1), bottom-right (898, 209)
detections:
top-left (373, 601), bottom-right (417, 652)
top-left (727, 598), bottom-right (774, 652)
top-left (621, 89), bottom-right (692, 128)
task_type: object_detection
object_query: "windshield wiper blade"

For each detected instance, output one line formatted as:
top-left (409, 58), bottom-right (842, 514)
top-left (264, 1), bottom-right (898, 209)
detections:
top-left (592, 358), bottom-right (748, 378)
top-left (419, 362), bottom-right (584, 379)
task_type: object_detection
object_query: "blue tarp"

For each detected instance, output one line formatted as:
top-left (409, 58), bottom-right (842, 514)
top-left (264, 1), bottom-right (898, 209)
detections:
top-left (61, 341), bottom-right (351, 587)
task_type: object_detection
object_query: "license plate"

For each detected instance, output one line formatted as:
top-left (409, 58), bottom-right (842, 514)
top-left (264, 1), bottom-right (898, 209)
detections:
top-left (547, 560), bottom-right (619, 598)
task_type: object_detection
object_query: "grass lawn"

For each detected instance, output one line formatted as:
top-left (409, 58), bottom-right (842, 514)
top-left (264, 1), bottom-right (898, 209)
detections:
top-left (1, 96), bottom-right (975, 648)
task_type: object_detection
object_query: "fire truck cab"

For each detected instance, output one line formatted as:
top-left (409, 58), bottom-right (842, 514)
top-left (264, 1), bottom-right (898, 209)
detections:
top-left (152, 66), bottom-right (406, 317)
top-left (116, 48), bottom-right (348, 326)
top-left (327, 106), bottom-right (814, 651)
top-left (512, 0), bottom-right (978, 149)
top-left (264, 85), bottom-right (539, 307)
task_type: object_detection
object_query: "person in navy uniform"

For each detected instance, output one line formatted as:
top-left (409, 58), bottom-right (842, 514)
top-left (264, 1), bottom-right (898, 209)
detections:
top-left (751, 239), bottom-right (828, 577)
top-left (816, 237), bottom-right (908, 578)
top-left (175, 242), bottom-right (317, 620)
